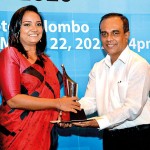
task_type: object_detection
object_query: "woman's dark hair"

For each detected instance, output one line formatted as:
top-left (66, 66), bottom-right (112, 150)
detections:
top-left (8, 5), bottom-right (46, 66)
top-left (99, 13), bottom-right (129, 33)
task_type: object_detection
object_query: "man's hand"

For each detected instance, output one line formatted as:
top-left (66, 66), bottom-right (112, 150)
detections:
top-left (72, 119), bottom-right (99, 128)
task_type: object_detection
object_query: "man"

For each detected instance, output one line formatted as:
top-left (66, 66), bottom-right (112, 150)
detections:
top-left (73, 13), bottom-right (150, 150)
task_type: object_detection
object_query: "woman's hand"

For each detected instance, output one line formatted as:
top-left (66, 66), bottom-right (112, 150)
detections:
top-left (57, 96), bottom-right (81, 113)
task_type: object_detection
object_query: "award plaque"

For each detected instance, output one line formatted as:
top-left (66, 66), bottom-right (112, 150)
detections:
top-left (61, 64), bottom-right (86, 121)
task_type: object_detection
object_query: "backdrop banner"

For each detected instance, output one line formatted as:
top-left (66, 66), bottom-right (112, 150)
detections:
top-left (0, 0), bottom-right (150, 149)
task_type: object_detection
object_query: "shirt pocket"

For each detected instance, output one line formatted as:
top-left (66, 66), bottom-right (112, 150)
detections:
top-left (118, 81), bottom-right (128, 103)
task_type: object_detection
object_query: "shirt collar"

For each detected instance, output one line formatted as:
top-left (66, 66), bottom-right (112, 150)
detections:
top-left (104, 45), bottom-right (130, 67)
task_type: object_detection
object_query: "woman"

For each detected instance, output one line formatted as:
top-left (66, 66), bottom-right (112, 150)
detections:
top-left (0, 5), bottom-right (80, 150)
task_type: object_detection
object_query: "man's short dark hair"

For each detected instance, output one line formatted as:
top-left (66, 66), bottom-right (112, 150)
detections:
top-left (100, 13), bottom-right (129, 33)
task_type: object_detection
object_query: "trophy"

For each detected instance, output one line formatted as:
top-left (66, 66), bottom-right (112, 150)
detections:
top-left (61, 64), bottom-right (86, 121)
top-left (61, 64), bottom-right (78, 97)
